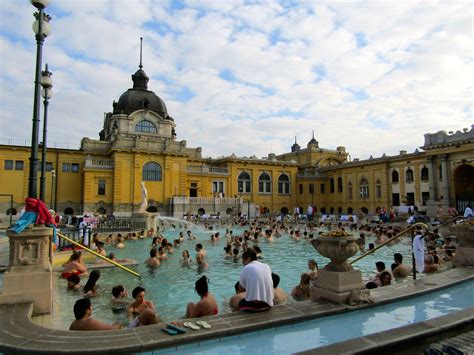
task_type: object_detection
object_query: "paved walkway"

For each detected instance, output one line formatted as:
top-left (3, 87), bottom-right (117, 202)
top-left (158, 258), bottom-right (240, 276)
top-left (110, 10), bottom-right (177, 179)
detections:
top-left (0, 267), bottom-right (473, 354)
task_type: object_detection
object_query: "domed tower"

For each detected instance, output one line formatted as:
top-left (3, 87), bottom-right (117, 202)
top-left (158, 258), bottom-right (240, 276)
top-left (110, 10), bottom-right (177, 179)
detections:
top-left (99, 38), bottom-right (177, 142)
top-left (307, 131), bottom-right (319, 149)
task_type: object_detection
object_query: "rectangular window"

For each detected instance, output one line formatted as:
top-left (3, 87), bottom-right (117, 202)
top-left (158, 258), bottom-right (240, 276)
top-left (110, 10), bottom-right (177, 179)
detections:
top-left (98, 180), bottom-right (106, 195)
top-left (422, 192), bottom-right (429, 206)
top-left (212, 181), bottom-right (224, 194)
top-left (46, 162), bottom-right (53, 171)
top-left (376, 185), bottom-right (382, 199)
top-left (299, 184), bottom-right (303, 194)
top-left (309, 183), bottom-right (314, 194)
top-left (71, 163), bottom-right (80, 173)
top-left (5, 160), bottom-right (13, 170)
top-left (392, 193), bottom-right (400, 206)
top-left (406, 192), bottom-right (415, 206)
top-left (320, 183), bottom-right (325, 194)
top-left (62, 163), bottom-right (70, 172)
top-left (15, 160), bottom-right (24, 170)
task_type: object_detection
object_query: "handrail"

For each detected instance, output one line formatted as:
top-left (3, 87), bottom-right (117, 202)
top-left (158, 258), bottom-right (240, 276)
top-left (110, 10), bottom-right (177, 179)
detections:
top-left (437, 215), bottom-right (464, 229)
top-left (350, 222), bottom-right (429, 265)
top-left (57, 232), bottom-right (140, 278)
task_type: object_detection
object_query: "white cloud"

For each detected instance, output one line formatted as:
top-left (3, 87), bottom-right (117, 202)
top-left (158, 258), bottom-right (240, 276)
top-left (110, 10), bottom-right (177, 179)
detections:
top-left (0, 0), bottom-right (472, 162)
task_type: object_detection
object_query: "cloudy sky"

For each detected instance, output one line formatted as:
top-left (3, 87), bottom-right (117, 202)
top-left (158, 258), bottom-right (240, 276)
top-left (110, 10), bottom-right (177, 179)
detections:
top-left (0, 1), bottom-right (472, 160)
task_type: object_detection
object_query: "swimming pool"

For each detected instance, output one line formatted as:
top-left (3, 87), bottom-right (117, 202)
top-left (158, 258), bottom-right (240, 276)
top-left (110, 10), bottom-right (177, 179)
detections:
top-left (51, 224), bottom-right (417, 328)
top-left (154, 279), bottom-right (474, 354)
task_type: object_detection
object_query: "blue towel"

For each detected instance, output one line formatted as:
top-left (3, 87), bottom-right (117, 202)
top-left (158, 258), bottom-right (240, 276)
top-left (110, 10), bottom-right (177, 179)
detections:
top-left (11, 211), bottom-right (37, 233)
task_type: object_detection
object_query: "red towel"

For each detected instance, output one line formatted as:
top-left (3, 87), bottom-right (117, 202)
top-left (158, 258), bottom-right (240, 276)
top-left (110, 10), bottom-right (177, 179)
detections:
top-left (24, 197), bottom-right (55, 225)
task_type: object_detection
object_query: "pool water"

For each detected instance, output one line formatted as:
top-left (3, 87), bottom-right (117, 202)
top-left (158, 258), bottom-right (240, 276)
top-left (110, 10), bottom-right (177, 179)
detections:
top-left (155, 279), bottom-right (474, 354)
top-left (52, 225), bottom-right (416, 328)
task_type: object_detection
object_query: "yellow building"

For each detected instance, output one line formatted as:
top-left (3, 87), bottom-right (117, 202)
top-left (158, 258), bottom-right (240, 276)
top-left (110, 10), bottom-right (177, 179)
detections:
top-left (1, 64), bottom-right (473, 220)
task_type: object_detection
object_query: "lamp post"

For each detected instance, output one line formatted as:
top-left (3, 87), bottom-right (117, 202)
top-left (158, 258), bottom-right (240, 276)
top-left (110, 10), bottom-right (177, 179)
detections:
top-left (39, 64), bottom-right (53, 202)
top-left (28, 0), bottom-right (51, 199)
top-left (50, 169), bottom-right (56, 208)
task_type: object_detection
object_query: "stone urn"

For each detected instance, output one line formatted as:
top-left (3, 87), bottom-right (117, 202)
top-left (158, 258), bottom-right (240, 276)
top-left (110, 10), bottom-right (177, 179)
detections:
top-left (311, 236), bottom-right (359, 272)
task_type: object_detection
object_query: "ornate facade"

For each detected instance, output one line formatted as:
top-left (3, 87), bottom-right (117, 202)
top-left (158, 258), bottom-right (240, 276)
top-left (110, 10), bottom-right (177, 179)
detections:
top-left (1, 64), bottom-right (473, 219)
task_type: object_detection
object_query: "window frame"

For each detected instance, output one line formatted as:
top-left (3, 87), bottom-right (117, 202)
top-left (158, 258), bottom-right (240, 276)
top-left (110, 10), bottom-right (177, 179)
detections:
top-left (258, 172), bottom-right (272, 194)
top-left (135, 119), bottom-right (157, 133)
top-left (277, 174), bottom-right (290, 194)
top-left (237, 172), bottom-right (251, 194)
top-left (142, 162), bottom-right (163, 181)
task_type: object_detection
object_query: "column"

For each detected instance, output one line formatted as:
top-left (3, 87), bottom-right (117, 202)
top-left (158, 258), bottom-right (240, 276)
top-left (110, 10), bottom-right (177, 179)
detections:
top-left (440, 154), bottom-right (450, 203)
top-left (427, 155), bottom-right (438, 201)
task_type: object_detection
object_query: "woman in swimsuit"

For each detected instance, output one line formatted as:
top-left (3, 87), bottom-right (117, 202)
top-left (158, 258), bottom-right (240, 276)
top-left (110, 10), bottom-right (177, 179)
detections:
top-left (185, 275), bottom-right (218, 318)
top-left (127, 286), bottom-right (155, 320)
top-left (61, 251), bottom-right (88, 279)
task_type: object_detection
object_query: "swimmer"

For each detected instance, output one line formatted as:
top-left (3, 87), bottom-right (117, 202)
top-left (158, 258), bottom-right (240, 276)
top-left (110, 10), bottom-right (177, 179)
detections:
top-left (66, 274), bottom-right (82, 291)
top-left (185, 276), bottom-right (218, 318)
top-left (145, 248), bottom-right (160, 268)
top-left (127, 286), bottom-right (155, 320)
top-left (83, 270), bottom-right (101, 297)
top-left (62, 251), bottom-right (88, 279)
top-left (70, 298), bottom-right (121, 331)
top-left (180, 250), bottom-right (192, 265)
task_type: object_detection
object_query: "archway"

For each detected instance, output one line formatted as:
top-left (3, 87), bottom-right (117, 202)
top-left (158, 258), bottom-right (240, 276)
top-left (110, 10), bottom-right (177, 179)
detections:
top-left (197, 208), bottom-right (205, 216)
top-left (348, 207), bottom-right (353, 214)
top-left (361, 207), bottom-right (369, 214)
top-left (454, 164), bottom-right (474, 212)
top-left (281, 207), bottom-right (289, 215)
top-left (64, 207), bottom-right (74, 215)
top-left (146, 206), bottom-right (158, 213)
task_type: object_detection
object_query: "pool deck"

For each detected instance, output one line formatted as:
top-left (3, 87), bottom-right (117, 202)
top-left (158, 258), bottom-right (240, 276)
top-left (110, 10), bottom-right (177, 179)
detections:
top-left (0, 266), bottom-right (473, 354)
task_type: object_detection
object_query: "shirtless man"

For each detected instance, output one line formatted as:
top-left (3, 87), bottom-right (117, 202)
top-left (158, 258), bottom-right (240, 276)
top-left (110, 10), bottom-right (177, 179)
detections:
top-left (195, 243), bottom-right (207, 261)
top-left (272, 273), bottom-right (287, 305)
top-left (391, 253), bottom-right (411, 278)
top-left (229, 281), bottom-right (246, 311)
top-left (145, 248), bottom-right (160, 268)
top-left (70, 298), bottom-right (121, 331)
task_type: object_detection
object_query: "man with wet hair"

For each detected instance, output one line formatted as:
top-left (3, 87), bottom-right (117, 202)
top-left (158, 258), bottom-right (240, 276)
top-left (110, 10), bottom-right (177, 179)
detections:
top-left (70, 298), bottom-right (121, 331)
top-left (392, 253), bottom-right (411, 278)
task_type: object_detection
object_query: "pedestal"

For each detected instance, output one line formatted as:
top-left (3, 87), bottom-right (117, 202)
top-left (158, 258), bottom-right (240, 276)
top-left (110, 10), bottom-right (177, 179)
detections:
top-left (311, 269), bottom-right (366, 304)
top-left (0, 226), bottom-right (53, 315)
top-left (449, 224), bottom-right (474, 266)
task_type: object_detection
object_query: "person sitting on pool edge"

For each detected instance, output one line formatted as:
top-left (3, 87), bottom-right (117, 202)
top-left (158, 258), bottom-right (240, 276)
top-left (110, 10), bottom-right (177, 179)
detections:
top-left (70, 298), bottom-right (121, 331)
top-left (127, 286), bottom-right (155, 320)
top-left (185, 275), bottom-right (218, 318)
top-left (238, 248), bottom-right (274, 311)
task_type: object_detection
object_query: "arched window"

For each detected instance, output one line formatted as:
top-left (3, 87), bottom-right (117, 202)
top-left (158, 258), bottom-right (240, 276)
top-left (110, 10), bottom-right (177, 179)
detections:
top-left (237, 172), bottom-right (251, 193)
top-left (392, 170), bottom-right (399, 183)
top-left (258, 172), bottom-right (271, 193)
top-left (406, 168), bottom-right (414, 183)
top-left (143, 162), bottom-right (162, 181)
top-left (330, 178), bottom-right (335, 193)
top-left (421, 166), bottom-right (429, 181)
top-left (278, 174), bottom-right (290, 194)
top-left (348, 182), bottom-right (353, 200)
top-left (338, 207), bottom-right (343, 214)
top-left (361, 207), bottom-right (369, 214)
top-left (337, 177), bottom-right (343, 193)
top-left (281, 207), bottom-right (289, 214)
top-left (320, 207), bottom-right (326, 214)
top-left (359, 178), bottom-right (369, 198)
top-left (376, 179), bottom-right (382, 199)
top-left (330, 207), bottom-right (334, 214)
top-left (135, 120), bottom-right (157, 133)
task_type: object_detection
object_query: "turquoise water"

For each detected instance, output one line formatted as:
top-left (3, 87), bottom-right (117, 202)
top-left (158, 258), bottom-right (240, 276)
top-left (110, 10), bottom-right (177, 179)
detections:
top-left (52, 224), bottom-right (415, 328)
top-left (155, 279), bottom-right (474, 354)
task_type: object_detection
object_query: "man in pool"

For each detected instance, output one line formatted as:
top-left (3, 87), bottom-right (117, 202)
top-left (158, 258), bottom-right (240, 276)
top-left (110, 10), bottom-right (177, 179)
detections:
top-left (238, 249), bottom-right (274, 311)
top-left (70, 298), bottom-right (121, 331)
top-left (391, 253), bottom-right (411, 278)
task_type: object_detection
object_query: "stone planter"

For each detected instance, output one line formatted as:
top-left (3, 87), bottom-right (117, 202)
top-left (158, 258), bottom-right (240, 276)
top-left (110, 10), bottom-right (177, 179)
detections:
top-left (449, 223), bottom-right (474, 266)
top-left (311, 236), bottom-right (359, 272)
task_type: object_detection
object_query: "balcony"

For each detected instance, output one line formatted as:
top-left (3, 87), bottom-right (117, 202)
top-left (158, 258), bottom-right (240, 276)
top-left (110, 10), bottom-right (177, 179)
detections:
top-left (187, 165), bottom-right (229, 175)
top-left (84, 158), bottom-right (114, 170)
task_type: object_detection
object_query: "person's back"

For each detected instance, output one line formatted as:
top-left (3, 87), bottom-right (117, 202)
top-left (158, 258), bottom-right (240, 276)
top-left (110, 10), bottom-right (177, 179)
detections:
top-left (239, 249), bottom-right (274, 309)
top-left (392, 253), bottom-right (411, 278)
top-left (271, 273), bottom-right (287, 305)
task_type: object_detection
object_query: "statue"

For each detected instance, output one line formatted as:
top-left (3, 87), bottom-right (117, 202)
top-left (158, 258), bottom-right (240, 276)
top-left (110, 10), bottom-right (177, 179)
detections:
top-left (139, 181), bottom-right (148, 213)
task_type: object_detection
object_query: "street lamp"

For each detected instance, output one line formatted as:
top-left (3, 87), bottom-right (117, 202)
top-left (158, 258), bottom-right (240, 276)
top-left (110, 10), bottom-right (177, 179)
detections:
top-left (28, 0), bottom-right (52, 199)
top-left (39, 64), bottom-right (53, 202)
top-left (50, 169), bottom-right (56, 208)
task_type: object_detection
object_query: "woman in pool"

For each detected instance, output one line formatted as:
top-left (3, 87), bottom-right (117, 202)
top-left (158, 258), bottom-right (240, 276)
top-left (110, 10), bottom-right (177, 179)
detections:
top-left (61, 251), bottom-right (88, 279)
top-left (83, 270), bottom-right (101, 297)
top-left (291, 273), bottom-right (311, 301)
top-left (180, 250), bottom-right (192, 265)
top-left (185, 276), bottom-right (218, 318)
top-left (380, 271), bottom-right (392, 286)
top-left (307, 259), bottom-right (318, 280)
top-left (127, 286), bottom-right (156, 320)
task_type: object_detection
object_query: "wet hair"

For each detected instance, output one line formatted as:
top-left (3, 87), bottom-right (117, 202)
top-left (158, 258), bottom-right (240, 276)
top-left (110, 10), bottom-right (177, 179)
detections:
top-left (368, 243), bottom-right (375, 250)
top-left (112, 285), bottom-right (124, 298)
top-left (375, 261), bottom-right (386, 271)
top-left (380, 271), bottom-right (392, 285)
top-left (73, 298), bottom-right (91, 320)
top-left (196, 243), bottom-right (203, 250)
top-left (150, 248), bottom-right (158, 257)
top-left (242, 249), bottom-right (257, 261)
top-left (108, 252), bottom-right (115, 260)
top-left (195, 276), bottom-right (209, 296)
top-left (253, 246), bottom-right (262, 254)
top-left (138, 308), bottom-right (157, 326)
top-left (132, 286), bottom-right (145, 299)
top-left (308, 259), bottom-right (318, 269)
top-left (83, 270), bottom-right (100, 294)
top-left (67, 274), bottom-right (80, 285)
top-left (234, 281), bottom-right (240, 293)
top-left (366, 281), bottom-right (378, 289)
top-left (271, 273), bottom-right (280, 288)
top-left (70, 251), bottom-right (82, 261)
top-left (394, 253), bottom-right (403, 263)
